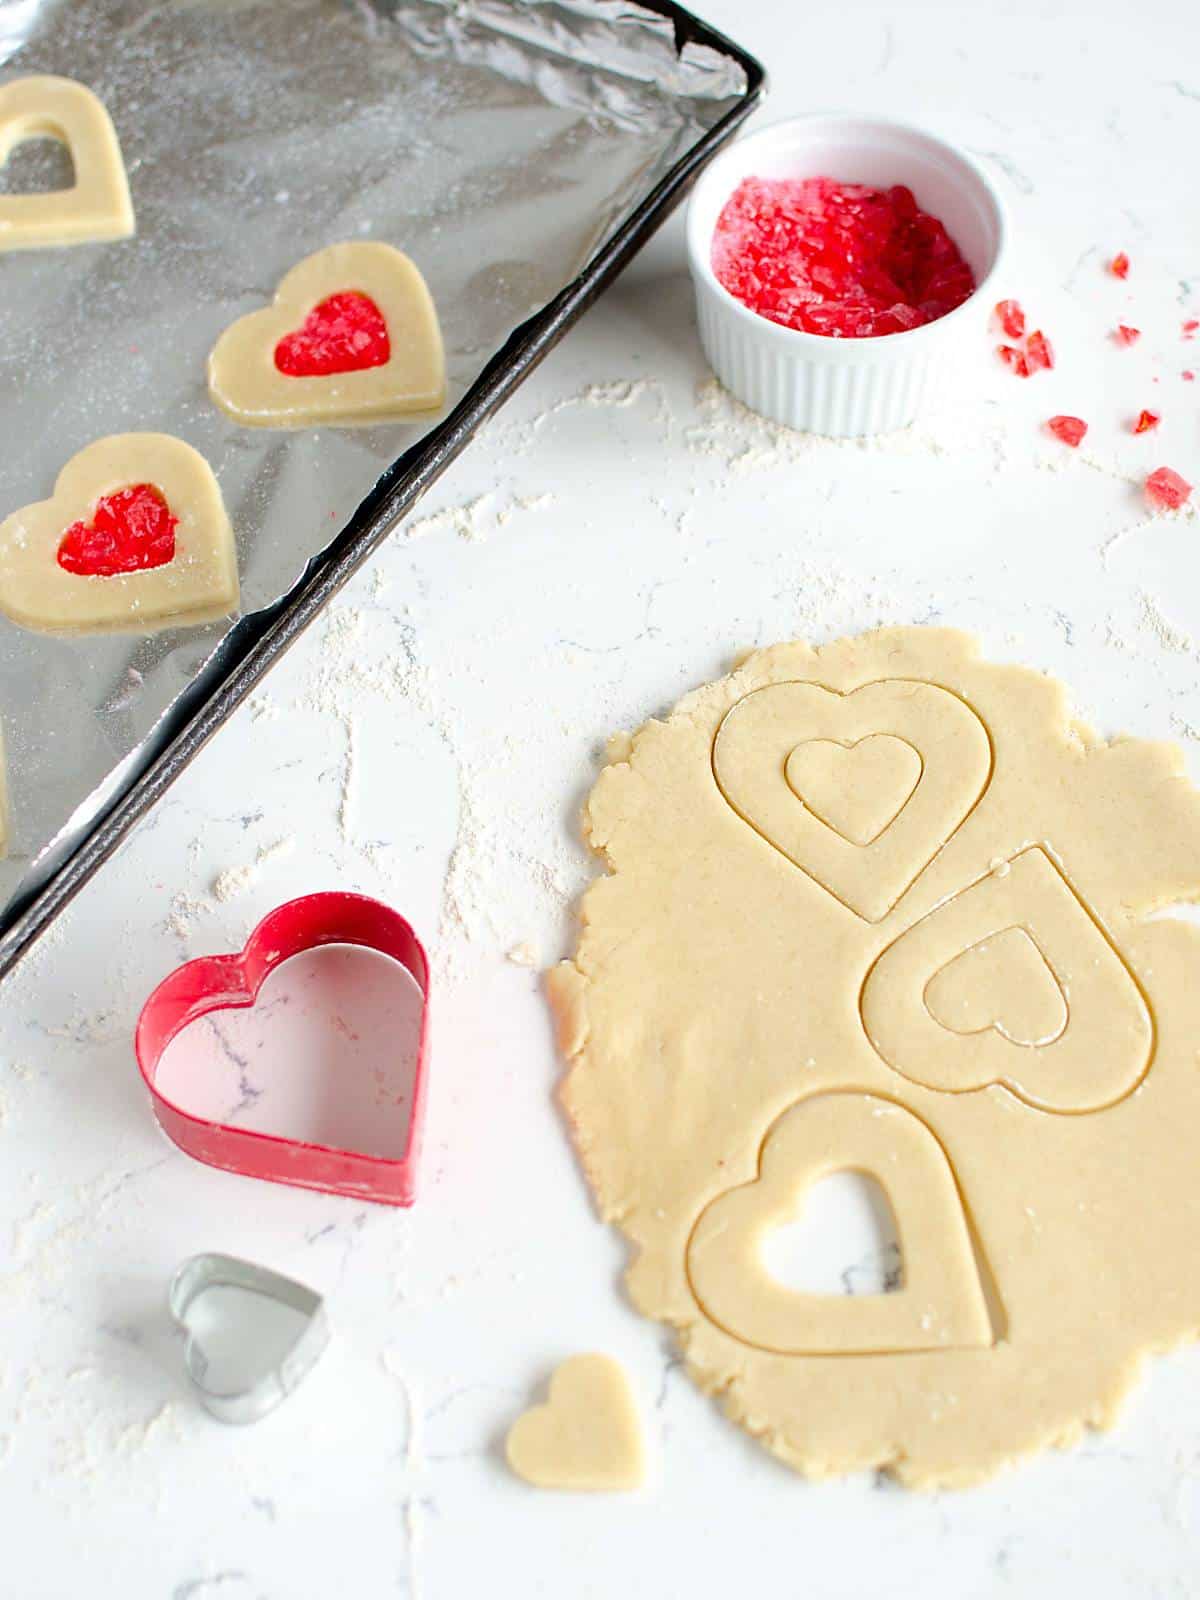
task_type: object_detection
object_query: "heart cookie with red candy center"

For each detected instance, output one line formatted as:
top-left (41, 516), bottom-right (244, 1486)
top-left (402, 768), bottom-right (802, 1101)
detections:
top-left (0, 434), bottom-right (239, 635)
top-left (208, 242), bottom-right (445, 427)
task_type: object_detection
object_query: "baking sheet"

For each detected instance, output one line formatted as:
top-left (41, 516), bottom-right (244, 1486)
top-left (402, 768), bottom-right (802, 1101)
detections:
top-left (0, 0), bottom-right (760, 970)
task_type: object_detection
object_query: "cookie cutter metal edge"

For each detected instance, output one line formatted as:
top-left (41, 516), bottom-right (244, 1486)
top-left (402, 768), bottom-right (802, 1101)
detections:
top-left (135, 891), bottom-right (430, 1206)
top-left (169, 1252), bottom-right (331, 1425)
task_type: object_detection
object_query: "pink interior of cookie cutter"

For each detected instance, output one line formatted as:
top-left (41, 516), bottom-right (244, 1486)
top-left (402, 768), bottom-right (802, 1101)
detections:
top-left (135, 892), bottom-right (430, 1206)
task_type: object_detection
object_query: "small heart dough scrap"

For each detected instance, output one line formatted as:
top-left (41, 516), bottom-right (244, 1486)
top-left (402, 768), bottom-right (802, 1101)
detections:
top-left (208, 242), bottom-right (445, 428)
top-left (0, 76), bottom-right (135, 250)
top-left (505, 1354), bottom-right (645, 1491)
top-left (0, 434), bottom-right (239, 635)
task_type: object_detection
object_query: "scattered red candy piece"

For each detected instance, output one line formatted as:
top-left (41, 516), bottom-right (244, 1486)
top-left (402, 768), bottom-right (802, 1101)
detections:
top-left (710, 176), bottom-right (977, 338)
top-left (997, 344), bottom-right (1031, 377)
top-left (275, 291), bottom-right (391, 376)
top-left (1025, 329), bottom-right (1054, 372)
top-left (1047, 415), bottom-right (1087, 448)
top-left (1145, 467), bottom-right (1193, 512)
top-left (1185, 370), bottom-right (1196, 382)
top-left (1133, 409), bottom-right (1160, 433)
top-left (994, 299), bottom-right (1025, 339)
top-left (1109, 252), bottom-right (1130, 279)
top-left (58, 484), bottom-right (177, 577)
top-left (1184, 319), bottom-right (1199, 338)
top-left (1113, 324), bottom-right (1141, 347)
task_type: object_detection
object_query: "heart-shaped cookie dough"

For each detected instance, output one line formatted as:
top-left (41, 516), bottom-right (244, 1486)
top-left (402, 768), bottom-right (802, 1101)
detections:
top-left (925, 925), bottom-right (1067, 1046)
top-left (169, 1253), bottom-right (330, 1424)
top-left (505, 1354), bottom-right (645, 1491)
top-left (784, 733), bottom-right (923, 847)
top-left (686, 1093), bottom-right (995, 1355)
top-left (0, 76), bottom-right (134, 251)
top-left (0, 434), bottom-right (238, 635)
top-left (713, 679), bottom-right (992, 921)
top-left (208, 242), bottom-right (445, 428)
top-left (861, 847), bottom-right (1152, 1111)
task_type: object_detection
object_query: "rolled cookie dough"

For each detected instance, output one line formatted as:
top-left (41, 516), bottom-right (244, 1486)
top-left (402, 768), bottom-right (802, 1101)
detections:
top-left (0, 434), bottom-right (238, 635)
top-left (207, 242), bottom-right (445, 427)
top-left (0, 76), bottom-right (134, 250)
top-left (548, 627), bottom-right (1200, 1487)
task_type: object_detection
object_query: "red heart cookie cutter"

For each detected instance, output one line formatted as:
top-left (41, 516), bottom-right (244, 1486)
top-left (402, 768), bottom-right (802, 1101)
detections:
top-left (135, 893), bottom-right (430, 1206)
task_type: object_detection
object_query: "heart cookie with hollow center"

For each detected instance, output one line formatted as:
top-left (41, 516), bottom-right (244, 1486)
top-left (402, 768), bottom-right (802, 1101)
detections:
top-left (686, 1092), bottom-right (995, 1356)
top-left (925, 925), bottom-right (1067, 1046)
top-left (505, 1354), bottom-right (646, 1491)
top-left (713, 679), bottom-right (992, 921)
top-left (0, 75), bottom-right (135, 250)
top-left (208, 241), bottom-right (445, 427)
top-left (0, 434), bottom-right (238, 635)
top-left (784, 733), bottom-right (923, 847)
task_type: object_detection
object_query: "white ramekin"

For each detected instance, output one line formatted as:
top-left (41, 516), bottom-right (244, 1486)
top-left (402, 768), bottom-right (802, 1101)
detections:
top-left (686, 114), bottom-right (1008, 437)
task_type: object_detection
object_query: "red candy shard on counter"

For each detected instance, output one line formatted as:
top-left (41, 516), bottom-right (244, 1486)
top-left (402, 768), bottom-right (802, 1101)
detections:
top-left (1133, 409), bottom-right (1160, 433)
top-left (711, 176), bottom-right (976, 337)
top-left (1113, 324), bottom-right (1141, 347)
top-left (1185, 371), bottom-right (1196, 382)
top-left (1047, 415), bottom-right (1087, 448)
top-left (1145, 467), bottom-right (1193, 512)
top-left (997, 344), bottom-right (1031, 377)
top-left (995, 299), bottom-right (1025, 339)
top-left (1025, 329), bottom-right (1054, 372)
top-left (275, 291), bottom-right (391, 376)
top-left (58, 484), bottom-right (177, 577)
top-left (1109, 252), bottom-right (1130, 279)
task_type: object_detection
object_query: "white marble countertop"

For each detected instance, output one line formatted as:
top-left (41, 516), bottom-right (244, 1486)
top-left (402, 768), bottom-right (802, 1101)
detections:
top-left (4, 0), bottom-right (1200, 1593)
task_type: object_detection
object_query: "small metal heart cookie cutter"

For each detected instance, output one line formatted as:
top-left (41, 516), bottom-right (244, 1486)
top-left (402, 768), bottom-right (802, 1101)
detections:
top-left (170, 1252), bottom-right (330, 1424)
top-left (135, 892), bottom-right (431, 1206)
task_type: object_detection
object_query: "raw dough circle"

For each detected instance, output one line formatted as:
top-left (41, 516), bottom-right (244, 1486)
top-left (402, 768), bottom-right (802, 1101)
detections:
top-left (548, 627), bottom-right (1200, 1487)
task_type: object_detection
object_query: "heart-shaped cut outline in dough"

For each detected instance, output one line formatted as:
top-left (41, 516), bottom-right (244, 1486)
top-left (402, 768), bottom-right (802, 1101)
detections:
top-left (784, 733), bottom-right (923, 847)
top-left (686, 1092), bottom-right (996, 1356)
top-left (169, 1253), bottom-right (330, 1425)
top-left (505, 1354), bottom-right (646, 1492)
top-left (0, 434), bottom-right (238, 635)
top-left (860, 847), bottom-right (1153, 1112)
top-left (713, 679), bottom-right (993, 922)
top-left (207, 242), bottom-right (445, 428)
top-left (0, 76), bottom-right (135, 251)
top-left (924, 925), bottom-right (1068, 1046)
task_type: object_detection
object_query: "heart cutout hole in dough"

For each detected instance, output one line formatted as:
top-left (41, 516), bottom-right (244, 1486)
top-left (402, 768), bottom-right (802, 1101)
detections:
top-left (180, 1280), bottom-right (314, 1397)
top-left (154, 943), bottom-right (423, 1159)
top-left (924, 925), bottom-right (1068, 1047)
top-left (784, 734), bottom-right (923, 847)
top-left (759, 1171), bottom-right (903, 1296)
top-left (0, 133), bottom-right (75, 195)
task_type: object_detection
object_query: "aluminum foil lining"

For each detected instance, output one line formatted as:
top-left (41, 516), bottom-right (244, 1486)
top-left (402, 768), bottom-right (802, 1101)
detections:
top-left (0, 0), bottom-right (746, 914)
